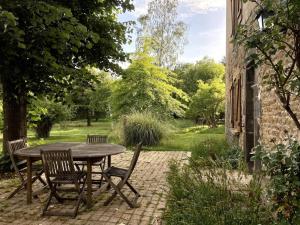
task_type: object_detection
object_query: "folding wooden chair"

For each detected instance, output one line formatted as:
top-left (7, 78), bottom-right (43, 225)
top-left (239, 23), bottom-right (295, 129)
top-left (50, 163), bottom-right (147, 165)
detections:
top-left (75, 135), bottom-right (107, 186)
top-left (87, 134), bottom-right (108, 144)
top-left (7, 138), bottom-right (47, 199)
top-left (103, 143), bottom-right (142, 208)
top-left (41, 149), bottom-right (87, 218)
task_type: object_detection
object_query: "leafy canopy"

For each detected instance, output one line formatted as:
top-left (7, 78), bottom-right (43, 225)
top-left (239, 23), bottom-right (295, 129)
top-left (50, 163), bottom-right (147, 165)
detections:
top-left (111, 46), bottom-right (189, 118)
top-left (0, 0), bottom-right (134, 97)
top-left (175, 58), bottom-right (225, 96)
top-left (186, 78), bottom-right (225, 127)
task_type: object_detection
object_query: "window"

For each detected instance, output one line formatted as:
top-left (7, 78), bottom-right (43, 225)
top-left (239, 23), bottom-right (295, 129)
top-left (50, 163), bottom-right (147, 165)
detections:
top-left (230, 78), bottom-right (242, 131)
top-left (231, 0), bottom-right (242, 36)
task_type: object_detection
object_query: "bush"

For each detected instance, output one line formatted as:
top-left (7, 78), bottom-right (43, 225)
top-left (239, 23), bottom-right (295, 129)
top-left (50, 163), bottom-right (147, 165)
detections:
top-left (253, 136), bottom-right (300, 224)
top-left (191, 138), bottom-right (242, 169)
top-left (164, 159), bottom-right (272, 225)
top-left (113, 111), bottom-right (167, 146)
top-left (28, 97), bottom-right (73, 138)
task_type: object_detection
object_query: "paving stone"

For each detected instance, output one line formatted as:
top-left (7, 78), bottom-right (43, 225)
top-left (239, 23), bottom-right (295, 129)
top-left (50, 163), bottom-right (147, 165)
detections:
top-left (0, 151), bottom-right (188, 225)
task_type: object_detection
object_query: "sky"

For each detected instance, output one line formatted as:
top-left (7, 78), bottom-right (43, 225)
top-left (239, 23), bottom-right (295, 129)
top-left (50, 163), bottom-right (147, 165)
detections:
top-left (118, 0), bottom-right (226, 64)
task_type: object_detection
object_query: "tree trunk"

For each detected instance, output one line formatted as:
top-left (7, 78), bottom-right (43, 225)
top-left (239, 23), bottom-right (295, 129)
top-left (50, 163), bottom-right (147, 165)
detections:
top-left (35, 117), bottom-right (53, 138)
top-left (87, 109), bottom-right (91, 126)
top-left (2, 81), bottom-right (27, 155)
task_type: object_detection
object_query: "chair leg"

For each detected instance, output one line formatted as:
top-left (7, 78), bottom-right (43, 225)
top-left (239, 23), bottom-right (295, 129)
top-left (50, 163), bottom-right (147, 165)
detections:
top-left (7, 184), bottom-right (25, 199)
top-left (99, 160), bottom-right (105, 187)
top-left (126, 181), bottom-right (140, 197)
top-left (52, 184), bottom-right (63, 203)
top-left (103, 190), bottom-right (118, 206)
top-left (103, 175), bottom-right (137, 208)
top-left (42, 191), bottom-right (54, 216)
top-left (37, 174), bottom-right (47, 186)
top-left (73, 177), bottom-right (87, 218)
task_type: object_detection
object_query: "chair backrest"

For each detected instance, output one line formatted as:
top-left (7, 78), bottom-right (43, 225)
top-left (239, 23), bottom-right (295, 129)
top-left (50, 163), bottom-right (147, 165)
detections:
top-left (86, 135), bottom-right (108, 144)
top-left (7, 138), bottom-right (27, 181)
top-left (41, 149), bottom-right (75, 179)
top-left (125, 142), bottom-right (143, 180)
top-left (7, 138), bottom-right (27, 155)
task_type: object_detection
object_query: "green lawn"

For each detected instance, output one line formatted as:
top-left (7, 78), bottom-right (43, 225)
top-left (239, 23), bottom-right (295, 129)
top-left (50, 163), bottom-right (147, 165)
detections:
top-left (145, 120), bottom-right (225, 151)
top-left (1, 119), bottom-right (225, 153)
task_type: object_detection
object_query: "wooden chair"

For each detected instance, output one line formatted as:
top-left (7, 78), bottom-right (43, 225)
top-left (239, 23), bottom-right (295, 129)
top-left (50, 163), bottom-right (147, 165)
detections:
top-left (103, 143), bottom-right (142, 208)
top-left (41, 149), bottom-right (87, 218)
top-left (76, 135), bottom-right (107, 186)
top-left (7, 138), bottom-right (47, 199)
top-left (86, 134), bottom-right (108, 144)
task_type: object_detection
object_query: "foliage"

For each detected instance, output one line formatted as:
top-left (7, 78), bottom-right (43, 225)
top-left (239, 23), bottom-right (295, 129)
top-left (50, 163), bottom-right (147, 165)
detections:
top-left (0, 0), bottom-right (133, 154)
top-left (164, 159), bottom-right (271, 225)
top-left (191, 138), bottom-right (241, 169)
top-left (67, 67), bottom-right (113, 124)
top-left (111, 47), bottom-right (189, 118)
top-left (253, 136), bottom-right (300, 224)
top-left (112, 111), bottom-right (167, 146)
top-left (137, 0), bottom-right (187, 68)
top-left (236, 0), bottom-right (300, 130)
top-left (175, 58), bottom-right (225, 96)
top-left (0, 0), bottom-right (134, 94)
top-left (87, 70), bottom-right (112, 119)
top-left (28, 97), bottom-right (73, 138)
top-left (0, 100), bottom-right (3, 131)
top-left (186, 78), bottom-right (225, 127)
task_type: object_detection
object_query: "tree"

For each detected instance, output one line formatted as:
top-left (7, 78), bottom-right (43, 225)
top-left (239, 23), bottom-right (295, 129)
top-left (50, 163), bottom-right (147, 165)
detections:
top-left (176, 58), bottom-right (225, 96)
top-left (86, 70), bottom-right (112, 121)
top-left (137, 0), bottom-right (187, 68)
top-left (0, 1), bottom-right (133, 154)
top-left (236, 0), bottom-right (300, 130)
top-left (68, 68), bottom-right (112, 126)
top-left (28, 97), bottom-right (73, 138)
top-left (111, 46), bottom-right (189, 118)
top-left (186, 78), bottom-right (225, 127)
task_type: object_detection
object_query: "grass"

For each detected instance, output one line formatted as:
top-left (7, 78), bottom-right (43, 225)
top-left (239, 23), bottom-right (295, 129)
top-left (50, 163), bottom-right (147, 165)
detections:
top-left (164, 160), bottom-right (272, 225)
top-left (0, 119), bottom-right (225, 152)
top-left (145, 120), bottom-right (225, 151)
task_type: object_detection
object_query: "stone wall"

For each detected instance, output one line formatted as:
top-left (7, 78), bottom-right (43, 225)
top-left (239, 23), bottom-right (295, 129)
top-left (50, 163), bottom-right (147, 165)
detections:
top-left (225, 0), bottom-right (300, 150)
top-left (225, 0), bottom-right (256, 147)
top-left (259, 67), bottom-right (300, 146)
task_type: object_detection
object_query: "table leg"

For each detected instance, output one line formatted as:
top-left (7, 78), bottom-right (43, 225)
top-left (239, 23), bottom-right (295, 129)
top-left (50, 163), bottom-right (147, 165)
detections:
top-left (86, 160), bottom-right (92, 208)
top-left (107, 155), bottom-right (111, 168)
top-left (106, 156), bottom-right (112, 190)
top-left (27, 157), bottom-right (32, 204)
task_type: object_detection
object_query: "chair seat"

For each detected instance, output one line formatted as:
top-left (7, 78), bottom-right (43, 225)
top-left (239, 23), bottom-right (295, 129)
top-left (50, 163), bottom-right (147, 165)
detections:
top-left (104, 166), bottom-right (127, 177)
top-left (51, 172), bottom-right (86, 184)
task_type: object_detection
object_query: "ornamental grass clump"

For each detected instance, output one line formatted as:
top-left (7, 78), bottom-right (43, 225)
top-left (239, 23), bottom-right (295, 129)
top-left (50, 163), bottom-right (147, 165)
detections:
top-left (118, 111), bottom-right (167, 146)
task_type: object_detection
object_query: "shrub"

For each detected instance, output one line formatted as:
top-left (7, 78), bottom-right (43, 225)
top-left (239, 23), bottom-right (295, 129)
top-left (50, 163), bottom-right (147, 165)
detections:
top-left (252, 136), bottom-right (300, 224)
top-left (191, 138), bottom-right (242, 169)
top-left (28, 97), bottom-right (74, 138)
top-left (164, 159), bottom-right (272, 225)
top-left (113, 111), bottom-right (167, 146)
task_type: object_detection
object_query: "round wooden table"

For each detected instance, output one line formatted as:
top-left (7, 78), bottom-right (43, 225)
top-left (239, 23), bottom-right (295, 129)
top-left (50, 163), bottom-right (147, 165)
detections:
top-left (15, 142), bottom-right (125, 208)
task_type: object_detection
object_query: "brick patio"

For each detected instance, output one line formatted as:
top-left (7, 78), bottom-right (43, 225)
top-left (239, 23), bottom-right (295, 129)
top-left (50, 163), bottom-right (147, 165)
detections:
top-left (0, 151), bottom-right (189, 225)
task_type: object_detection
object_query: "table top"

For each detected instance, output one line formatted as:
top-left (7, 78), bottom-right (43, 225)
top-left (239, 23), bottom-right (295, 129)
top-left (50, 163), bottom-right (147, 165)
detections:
top-left (14, 142), bottom-right (126, 159)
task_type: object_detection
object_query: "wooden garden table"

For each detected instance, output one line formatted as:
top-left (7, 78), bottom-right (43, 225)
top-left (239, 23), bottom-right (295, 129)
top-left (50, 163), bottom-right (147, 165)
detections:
top-left (14, 142), bottom-right (125, 208)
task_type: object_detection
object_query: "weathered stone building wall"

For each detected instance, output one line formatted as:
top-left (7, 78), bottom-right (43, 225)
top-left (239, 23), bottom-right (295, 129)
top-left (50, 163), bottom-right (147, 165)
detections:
top-left (226, 0), bottom-right (256, 147)
top-left (259, 68), bottom-right (300, 146)
top-left (226, 0), bottom-right (300, 153)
